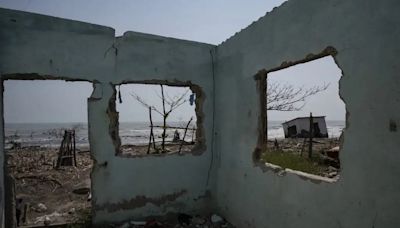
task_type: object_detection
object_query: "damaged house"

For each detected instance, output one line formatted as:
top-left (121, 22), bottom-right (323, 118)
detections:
top-left (282, 116), bottom-right (328, 138)
top-left (1, 0), bottom-right (400, 227)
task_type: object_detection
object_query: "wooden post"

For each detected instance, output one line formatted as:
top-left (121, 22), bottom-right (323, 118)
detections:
top-left (300, 137), bottom-right (307, 156)
top-left (179, 117), bottom-right (193, 154)
top-left (147, 107), bottom-right (152, 154)
top-left (191, 128), bottom-right (195, 143)
top-left (73, 130), bottom-right (77, 167)
top-left (308, 112), bottom-right (313, 159)
top-left (22, 203), bottom-right (29, 225)
top-left (160, 85), bottom-right (167, 152)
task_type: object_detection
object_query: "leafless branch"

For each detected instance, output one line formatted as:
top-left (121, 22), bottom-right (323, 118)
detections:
top-left (130, 92), bottom-right (163, 115)
top-left (130, 85), bottom-right (191, 152)
top-left (266, 78), bottom-right (329, 111)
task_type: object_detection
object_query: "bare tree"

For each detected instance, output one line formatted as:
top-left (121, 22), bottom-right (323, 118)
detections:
top-left (267, 78), bottom-right (329, 111)
top-left (131, 85), bottom-right (190, 152)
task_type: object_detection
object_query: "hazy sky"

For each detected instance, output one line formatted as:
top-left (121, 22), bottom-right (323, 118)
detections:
top-left (1, 0), bottom-right (345, 123)
top-left (4, 80), bottom-right (92, 123)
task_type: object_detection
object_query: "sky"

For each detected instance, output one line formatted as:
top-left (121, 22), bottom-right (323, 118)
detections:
top-left (1, 0), bottom-right (345, 123)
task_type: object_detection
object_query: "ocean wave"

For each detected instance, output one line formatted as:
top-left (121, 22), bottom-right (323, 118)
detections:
top-left (5, 121), bottom-right (343, 147)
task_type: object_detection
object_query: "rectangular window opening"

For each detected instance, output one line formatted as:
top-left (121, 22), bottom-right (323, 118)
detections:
top-left (260, 55), bottom-right (346, 180)
top-left (116, 83), bottom-right (199, 156)
top-left (3, 80), bottom-right (93, 226)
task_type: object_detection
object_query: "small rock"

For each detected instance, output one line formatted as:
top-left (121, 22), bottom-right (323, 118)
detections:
top-left (43, 216), bottom-right (51, 226)
top-left (328, 171), bottom-right (338, 178)
top-left (68, 208), bottom-right (75, 214)
top-left (277, 170), bottom-right (286, 177)
top-left (211, 214), bottom-right (223, 223)
top-left (327, 166), bottom-right (338, 172)
top-left (35, 203), bottom-right (47, 212)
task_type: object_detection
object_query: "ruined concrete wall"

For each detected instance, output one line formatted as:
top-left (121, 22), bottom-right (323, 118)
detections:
top-left (91, 33), bottom-right (216, 223)
top-left (0, 8), bottom-right (216, 225)
top-left (214, 0), bottom-right (400, 227)
top-left (2, 0), bottom-right (399, 227)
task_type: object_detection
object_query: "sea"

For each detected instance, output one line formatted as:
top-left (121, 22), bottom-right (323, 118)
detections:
top-left (4, 121), bottom-right (345, 149)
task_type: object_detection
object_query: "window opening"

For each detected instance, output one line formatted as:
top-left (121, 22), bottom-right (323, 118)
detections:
top-left (116, 83), bottom-right (198, 156)
top-left (261, 55), bottom-right (345, 180)
top-left (4, 80), bottom-right (93, 226)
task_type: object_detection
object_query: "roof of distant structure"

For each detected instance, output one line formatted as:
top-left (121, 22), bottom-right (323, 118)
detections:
top-left (282, 116), bottom-right (326, 125)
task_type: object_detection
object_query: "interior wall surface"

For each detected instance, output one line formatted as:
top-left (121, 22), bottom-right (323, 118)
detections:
top-left (213, 0), bottom-right (400, 227)
top-left (0, 8), bottom-right (217, 225)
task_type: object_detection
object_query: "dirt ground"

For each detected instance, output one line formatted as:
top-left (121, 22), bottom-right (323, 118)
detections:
top-left (6, 146), bottom-right (92, 226)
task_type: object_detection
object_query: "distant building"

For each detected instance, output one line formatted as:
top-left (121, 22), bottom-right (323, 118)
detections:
top-left (282, 116), bottom-right (328, 138)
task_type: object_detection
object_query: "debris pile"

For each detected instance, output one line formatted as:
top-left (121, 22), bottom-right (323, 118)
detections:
top-left (6, 146), bottom-right (92, 226)
top-left (114, 213), bottom-right (235, 228)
